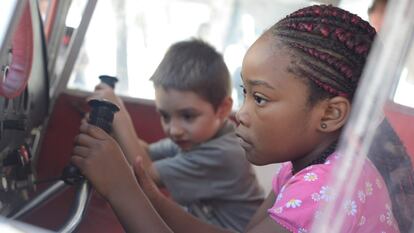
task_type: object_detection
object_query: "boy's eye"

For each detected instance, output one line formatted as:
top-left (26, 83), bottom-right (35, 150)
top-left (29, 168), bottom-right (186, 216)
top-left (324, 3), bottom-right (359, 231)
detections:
top-left (182, 113), bottom-right (197, 122)
top-left (160, 112), bottom-right (170, 123)
top-left (253, 93), bottom-right (267, 106)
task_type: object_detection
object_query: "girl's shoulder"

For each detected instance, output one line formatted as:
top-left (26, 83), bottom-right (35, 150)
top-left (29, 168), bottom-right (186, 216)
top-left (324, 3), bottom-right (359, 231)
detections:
top-left (269, 154), bottom-right (400, 233)
top-left (275, 153), bottom-right (340, 185)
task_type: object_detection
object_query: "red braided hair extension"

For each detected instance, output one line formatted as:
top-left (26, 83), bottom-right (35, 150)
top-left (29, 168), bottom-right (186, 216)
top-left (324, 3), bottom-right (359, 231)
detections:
top-left (271, 5), bottom-right (376, 99)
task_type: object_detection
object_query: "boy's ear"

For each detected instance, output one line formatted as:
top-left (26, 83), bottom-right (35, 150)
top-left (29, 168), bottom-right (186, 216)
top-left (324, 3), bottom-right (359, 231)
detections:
top-left (216, 97), bottom-right (233, 120)
top-left (318, 96), bottom-right (351, 132)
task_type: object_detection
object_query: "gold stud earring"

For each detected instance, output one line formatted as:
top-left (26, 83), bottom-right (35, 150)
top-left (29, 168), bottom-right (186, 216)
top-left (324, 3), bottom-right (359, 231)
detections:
top-left (321, 122), bottom-right (327, 129)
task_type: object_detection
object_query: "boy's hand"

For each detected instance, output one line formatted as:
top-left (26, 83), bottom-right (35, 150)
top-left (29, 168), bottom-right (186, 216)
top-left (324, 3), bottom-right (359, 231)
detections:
top-left (88, 83), bottom-right (125, 109)
top-left (71, 122), bottom-right (136, 200)
top-left (88, 83), bottom-right (133, 136)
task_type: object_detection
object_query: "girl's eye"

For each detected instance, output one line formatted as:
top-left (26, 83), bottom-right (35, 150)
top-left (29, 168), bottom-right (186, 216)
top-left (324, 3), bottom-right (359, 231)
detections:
top-left (253, 94), bottom-right (268, 106)
top-left (240, 85), bottom-right (246, 97)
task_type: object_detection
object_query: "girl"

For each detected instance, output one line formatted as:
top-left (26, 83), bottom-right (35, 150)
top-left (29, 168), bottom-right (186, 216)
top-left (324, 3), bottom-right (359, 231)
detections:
top-left (72, 5), bottom-right (400, 233)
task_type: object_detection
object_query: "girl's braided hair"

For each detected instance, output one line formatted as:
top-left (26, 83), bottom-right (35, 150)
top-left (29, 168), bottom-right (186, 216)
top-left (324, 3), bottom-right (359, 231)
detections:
top-left (271, 5), bottom-right (375, 105)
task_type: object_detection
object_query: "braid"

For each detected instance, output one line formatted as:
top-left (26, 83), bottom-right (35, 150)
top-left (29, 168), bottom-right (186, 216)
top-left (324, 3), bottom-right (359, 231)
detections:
top-left (271, 5), bottom-right (375, 101)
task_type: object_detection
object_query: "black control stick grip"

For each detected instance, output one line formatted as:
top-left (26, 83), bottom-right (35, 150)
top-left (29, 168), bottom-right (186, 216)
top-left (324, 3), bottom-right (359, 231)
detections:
top-left (62, 99), bottom-right (120, 185)
top-left (88, 99), bottom-right (120, 133)
top-left (99, 75), bottom-right (118, 89)
top-left (61, 75), bottom-right (120, 185)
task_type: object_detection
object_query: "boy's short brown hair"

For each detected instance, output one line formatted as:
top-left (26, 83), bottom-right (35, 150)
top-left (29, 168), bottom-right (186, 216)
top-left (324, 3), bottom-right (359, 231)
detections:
top-left (150, 39), bottom-right (231, 110)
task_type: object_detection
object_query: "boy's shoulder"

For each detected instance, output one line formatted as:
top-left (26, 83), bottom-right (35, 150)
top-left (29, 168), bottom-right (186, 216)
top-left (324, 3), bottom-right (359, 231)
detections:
top-left (182, 121), bottom-right (248, 164)
top-left (196, 121), bottom-right (240, 151)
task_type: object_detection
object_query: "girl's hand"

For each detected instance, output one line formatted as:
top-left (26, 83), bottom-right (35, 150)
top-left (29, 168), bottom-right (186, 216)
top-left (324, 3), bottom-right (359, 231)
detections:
top-left (133, 157), bottom-right (161, 200)
top-left (71, 122), bottom-right (136, 200)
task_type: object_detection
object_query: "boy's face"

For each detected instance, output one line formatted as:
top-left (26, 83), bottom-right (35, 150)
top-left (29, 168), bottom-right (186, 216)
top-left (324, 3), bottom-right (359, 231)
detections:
top-left (236, 34), bottom-right (322, 165)
top-left (155, 87), bottom-right (225, 151)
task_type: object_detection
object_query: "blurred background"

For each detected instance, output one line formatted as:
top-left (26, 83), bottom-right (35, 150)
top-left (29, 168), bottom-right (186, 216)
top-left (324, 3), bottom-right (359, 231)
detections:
top-left (46, 0), bottom-right (374, 108)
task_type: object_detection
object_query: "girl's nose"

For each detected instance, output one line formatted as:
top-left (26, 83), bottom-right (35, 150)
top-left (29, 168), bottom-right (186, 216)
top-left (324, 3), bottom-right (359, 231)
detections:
top-left (236, 104), bottom-right (250, 127)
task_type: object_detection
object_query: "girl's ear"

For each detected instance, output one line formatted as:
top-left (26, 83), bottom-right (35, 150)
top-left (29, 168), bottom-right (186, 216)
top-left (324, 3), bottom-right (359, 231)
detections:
top-left (216, 96), bottom-right (233, 120)
top-left (318, 96), bottom-right (351, 132)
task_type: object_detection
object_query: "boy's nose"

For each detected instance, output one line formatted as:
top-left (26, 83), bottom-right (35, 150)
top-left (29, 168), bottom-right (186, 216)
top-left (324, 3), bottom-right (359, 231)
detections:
top-left (168, 121), bottom-right (185, 138)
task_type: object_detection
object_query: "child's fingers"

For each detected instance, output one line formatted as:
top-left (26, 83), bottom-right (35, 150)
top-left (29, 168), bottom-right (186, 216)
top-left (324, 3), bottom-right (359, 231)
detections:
top-left (133, 157), bottom-right (144, 177)
top-left (72, 145), bottom-right (90, 158)
top-left (94, 83), bottom-right (111, 91)
top-left (81, 117), bottom-right (88, 125)
top-left (133, 157), bottom-right (147, 186)
top-left (86, 85), bottom-right (111, 102)
top-left (70, 155), bottom-right (86, 172)
top-left (74, 133), bottom-right (95, 146)
top-left (79, 123), bottom-right (109, 140)
top-left (80, 112), bottom-right (89, 125)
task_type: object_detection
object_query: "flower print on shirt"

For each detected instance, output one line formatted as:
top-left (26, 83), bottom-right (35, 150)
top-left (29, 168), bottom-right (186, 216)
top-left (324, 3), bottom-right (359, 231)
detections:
top-left (270, 207), bottom-right (283, 215)
top-left (359, 216), bottom-right (366, 226)
top-left (376, 178), bottom-right (383, 189)
top-left (380, 214), bottom-right (386, 223)
top-left (311, 192), bottom-right (321, 202)
top-left (286, 199), bottom-right (302, 208)
top-left (298, 228), bottom-right (308, 233)
top-left (305, 165), bottom-right (314, 171)
top-left (319, 186), bottom-right (334, 202)
top-left (365, 182), bottom-right (373, 196)
top-left (304, 172), bottom-right (318, 182)
top-left (344, 200), bottom-right (357, 216)
top-left (276, 193), bottom-right (283, 203)
top-left (358, 190), bottom-right (366, 203)
top-left (385, 204), bottom-right (394, 226)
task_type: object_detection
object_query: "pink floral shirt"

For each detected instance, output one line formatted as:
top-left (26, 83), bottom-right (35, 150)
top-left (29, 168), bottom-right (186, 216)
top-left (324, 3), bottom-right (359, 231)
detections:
top-left (268, 152), bottom-right (400, 233)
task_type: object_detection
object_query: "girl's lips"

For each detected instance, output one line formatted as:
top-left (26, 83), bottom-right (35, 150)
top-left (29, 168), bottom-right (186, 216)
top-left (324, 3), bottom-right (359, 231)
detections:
top-left (236, 133), bottom-right (253, 151)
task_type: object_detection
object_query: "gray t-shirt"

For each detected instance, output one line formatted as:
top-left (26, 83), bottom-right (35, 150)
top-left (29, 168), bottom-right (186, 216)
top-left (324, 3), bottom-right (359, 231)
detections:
top-left (149, 121), bottom-right (264, 232)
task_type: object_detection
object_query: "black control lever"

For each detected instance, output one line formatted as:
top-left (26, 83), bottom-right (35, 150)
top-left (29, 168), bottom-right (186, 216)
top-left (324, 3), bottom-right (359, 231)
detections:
top-left (99, 75), bottom-right (118, 89)
top-left (61, 99), bottom-right (119, 185)
top-left (61, 75), bottom-right (119, 185)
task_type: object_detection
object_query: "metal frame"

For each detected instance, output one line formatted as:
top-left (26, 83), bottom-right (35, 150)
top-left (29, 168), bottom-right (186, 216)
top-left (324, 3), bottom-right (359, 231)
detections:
top-left (49, 0), bottom-right (97, 106)
top-left (45, 0), bottom-right (72, 84)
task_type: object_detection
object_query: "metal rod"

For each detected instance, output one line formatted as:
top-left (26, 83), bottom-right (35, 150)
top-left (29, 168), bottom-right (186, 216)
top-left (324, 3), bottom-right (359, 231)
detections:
top-left (50, 0), bottom-right (97, 103)
top-left (58, 181), bottom-right (92, 233)
top-left (10, 180), bottom-right (68, 219)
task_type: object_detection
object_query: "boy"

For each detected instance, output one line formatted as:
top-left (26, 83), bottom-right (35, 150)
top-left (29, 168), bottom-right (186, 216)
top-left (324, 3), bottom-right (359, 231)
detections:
top-left (90, 39), bottom-right (264, 232)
